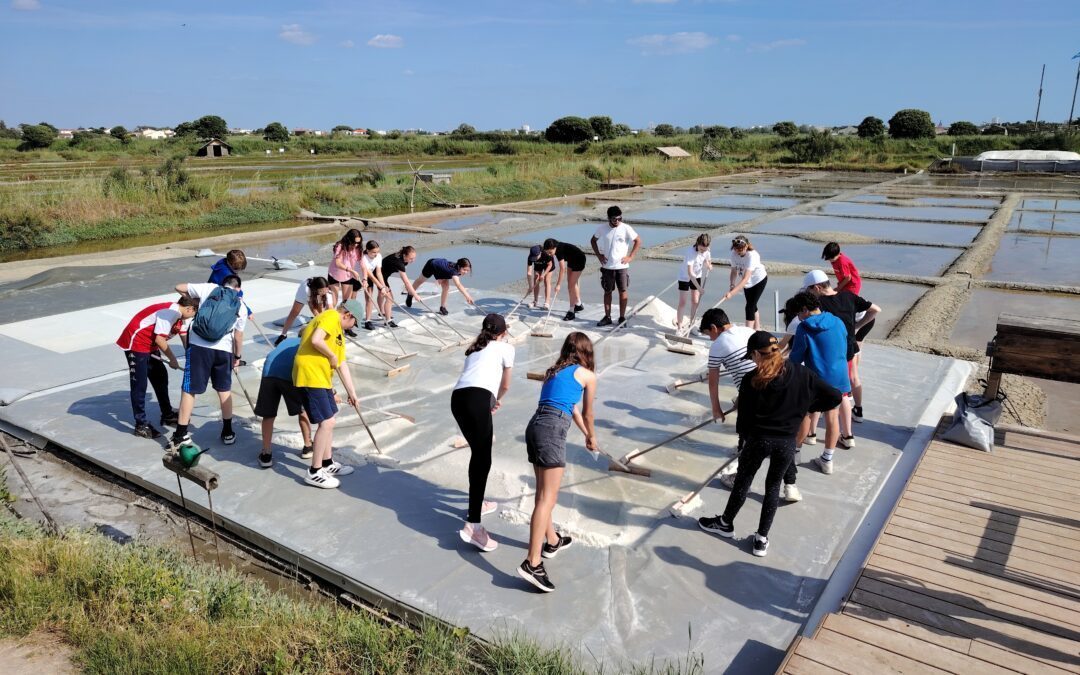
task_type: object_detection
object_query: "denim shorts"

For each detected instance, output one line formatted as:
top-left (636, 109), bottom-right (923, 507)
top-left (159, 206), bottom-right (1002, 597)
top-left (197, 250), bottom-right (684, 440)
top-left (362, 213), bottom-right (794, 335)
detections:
top-left (301, 387), bottom-right (338, 425)
top-left (525, 405), bottom-right (572, 468)
top-left (183, 344), bottom-right (232, 395)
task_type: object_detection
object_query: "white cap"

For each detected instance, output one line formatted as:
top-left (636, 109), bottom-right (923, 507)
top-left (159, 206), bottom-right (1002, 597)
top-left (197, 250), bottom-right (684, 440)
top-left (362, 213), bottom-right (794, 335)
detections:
top-left (802, 269), bottom-right (829, 289)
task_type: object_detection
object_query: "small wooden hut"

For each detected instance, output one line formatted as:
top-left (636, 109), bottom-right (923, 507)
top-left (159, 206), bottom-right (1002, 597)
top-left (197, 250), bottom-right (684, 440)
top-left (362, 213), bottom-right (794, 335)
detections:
top-left (196, 138), bottom-right (232, 158)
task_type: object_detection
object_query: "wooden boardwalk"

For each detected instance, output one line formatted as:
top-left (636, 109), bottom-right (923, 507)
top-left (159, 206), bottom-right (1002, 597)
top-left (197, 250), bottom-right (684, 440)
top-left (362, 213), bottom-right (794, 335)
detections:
top-left (779, 427), bottom-right (1080, 674)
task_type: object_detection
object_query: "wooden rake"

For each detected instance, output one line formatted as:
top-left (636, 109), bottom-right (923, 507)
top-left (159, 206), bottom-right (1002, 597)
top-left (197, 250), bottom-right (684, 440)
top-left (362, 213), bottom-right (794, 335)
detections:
top-left (388, 295), bottom-right (463, 352)
top-left (669, 451), bottom-right (741, 517)
top-left (346, 335), bottom-right (410, 377)
top-left (592, 279), bottom-right (680, 348)
top-left (617, 406), bottom-right (736, 467)
top-left (410, 293), bottom-right (473, 343)
top-left (664, 269), bottom-right (710, 347)
top-left (361, 284), bottom-right (417, 360)
top-left (665, 371), bottom-right (707, 394)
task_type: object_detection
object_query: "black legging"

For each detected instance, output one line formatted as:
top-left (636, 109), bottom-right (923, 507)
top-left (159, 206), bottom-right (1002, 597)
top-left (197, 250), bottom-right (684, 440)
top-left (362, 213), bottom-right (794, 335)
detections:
top-left (451, 387), bottom-right (495, 523)
top-left (743, 276), bottom-right (768, 322)
top-left (722, 436), bottom-right (797, 538)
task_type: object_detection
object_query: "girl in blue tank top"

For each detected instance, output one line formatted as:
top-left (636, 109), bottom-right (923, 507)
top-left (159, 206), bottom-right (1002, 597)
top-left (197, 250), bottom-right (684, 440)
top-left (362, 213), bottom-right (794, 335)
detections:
top-left (518, 332), bottom-right (599, 593)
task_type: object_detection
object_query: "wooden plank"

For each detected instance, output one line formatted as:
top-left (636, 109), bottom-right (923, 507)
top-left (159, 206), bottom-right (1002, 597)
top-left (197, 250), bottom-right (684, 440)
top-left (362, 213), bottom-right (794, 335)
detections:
top-left (997, 313), bottom-right (1080, 337)
top-left (913, 463), bottom-right (1077, 511)
top-left (824, 612), bottom-right (1017, 675)
top-left (886, 517), bottom-right (1080, 575)
top-left (789, 635), bottom-right (862, 675)
top-left (783, 654), bottom-right (846, 675)
top-left (1000, 433), bottom-right (1080, 459)
top-left (929, 441), bottom-right (1080, 477)
top-left (866, 556), bottom-right (1080, 634)
top-left (855, 577), bottom-right (1080, 671)
top-left (840, 601), bottom-right (972, 653)
top-left (879, 530), bottom-right (1080, 592)
top-left (893, 505), bottom-right (1080, 558)
top-left (897, 496), bottom-right (1080, 551)
top-left (873, 542), bottom-right (1080, 612)
top-left (969, 640), bottom-right (1076, 675)
top-left (920, 453), bottom-right (1080, 492)
top-left (811, 628), bottom-right (948, 674)
top-left (901, 489), bottom-right (1080, 542)
top-left (908, 475), bottom-right (1080, 520)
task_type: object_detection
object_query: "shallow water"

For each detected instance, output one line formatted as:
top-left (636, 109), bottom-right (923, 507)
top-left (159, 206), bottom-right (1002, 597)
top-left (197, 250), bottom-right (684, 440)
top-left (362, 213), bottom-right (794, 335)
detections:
top-left (1006, 210), bottom-right (1080, 234)
top-left (985, 233), bottom-right (1080, 286)
top-left (949, 288), bottom-right (1080, 350)
top-left (904, 175), bottom-right (1080, 191)
top-left (238, 228), bottom-right (412, 265)
top-left (758, 214), bottom-right (980, 246)
top-left (502, 223), bottom-right (702, 248)
top-left (814, 201), bottom-right (994, 223)
top-left (851, 194), bottom-right (1001, 208)
top-left (697, 195), bottom-right (805, 210)
top-left (726, 233), bottom-right (958, 277)
top-left (1020, 198), bottom-right (1080, 212)
top-left (628, 207), bottom-right (761, 226)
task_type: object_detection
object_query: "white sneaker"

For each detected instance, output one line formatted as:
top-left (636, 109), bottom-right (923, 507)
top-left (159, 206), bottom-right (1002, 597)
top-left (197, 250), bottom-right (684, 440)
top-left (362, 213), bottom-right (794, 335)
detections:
top-left (481, 500), bottom-right (497, 516)
top-left (304, 468), bottom-right (340, 489)
top-left (719, 472), bottom-right (737, 489)
top-left (459, 523), bottom-right (498, 552)
top-left (782, 484), bottom-right (803, 502)
top-left (812, 456), bottom-right (834, 475)
top-left (324, 460), bottom-right (354, 476)
top-left (802, 433), bottom-right (817, 446)
top-left (838, 435), bottom-right (856, 449)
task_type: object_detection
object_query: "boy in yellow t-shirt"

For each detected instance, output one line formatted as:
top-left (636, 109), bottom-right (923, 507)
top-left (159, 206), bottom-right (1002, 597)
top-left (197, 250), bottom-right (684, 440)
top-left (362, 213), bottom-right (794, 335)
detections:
top-left (293, 300), bottom-right (361, 489)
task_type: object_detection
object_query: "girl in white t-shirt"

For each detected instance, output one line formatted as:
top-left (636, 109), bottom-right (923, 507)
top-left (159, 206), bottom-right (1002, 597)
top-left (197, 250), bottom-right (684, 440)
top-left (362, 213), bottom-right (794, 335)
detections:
top-left (358, 240), bottom-right (388, 330)
top-left (722, 235), bottom-right (768, 330)
top-left (451, 313), bottom-right (515, 552)
top-left (676, 234), bottom-right (713, 331)
top-left (274, 276), bottom-right (332, 345)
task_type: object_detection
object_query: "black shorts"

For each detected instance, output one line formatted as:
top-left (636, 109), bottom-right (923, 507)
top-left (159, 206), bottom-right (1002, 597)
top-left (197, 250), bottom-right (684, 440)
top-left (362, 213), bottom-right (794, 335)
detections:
top-left (532, 261), bottom-right (551, 274)
top-left (678, 278), bottom-right (703, 292)
top-left (564, 255), bottom-right (586, 273)
top-left (600, 268), bottom-right (629, 293)
top-left (421, 259), bottom-right (454, 280)
top-left (182, 344), bottom-right (232, 395)
top-left (253, 376), bottom-right (304, 418)
top-left (328, 278), bottom-right (362, 291)
top-left (855, 318), bottom-right (875, 342)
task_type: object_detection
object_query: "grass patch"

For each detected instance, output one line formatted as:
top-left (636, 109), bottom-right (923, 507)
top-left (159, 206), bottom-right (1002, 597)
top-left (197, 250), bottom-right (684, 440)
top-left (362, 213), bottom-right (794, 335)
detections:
top-left (0, 513), bottom-right (703, 673)
top-left (0, 464), bottom-right (13, 504)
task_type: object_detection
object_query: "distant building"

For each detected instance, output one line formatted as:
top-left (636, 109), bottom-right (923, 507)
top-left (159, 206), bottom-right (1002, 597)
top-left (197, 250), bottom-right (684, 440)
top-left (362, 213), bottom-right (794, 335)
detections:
top-left (522, 124), bottom-right (530, 134)
top-left (934, 123), bottom-right (949, 136)
top-left (195, 138), bottom-right (232, 158)
top-left (351, 128), bottom-right (368, 136)
top-left (229, 128), bottom-right (253, 135)
top-left (656, 146), bottom-right (691, 160)
top-left (374, 130), bottom-right (387, 136)
top-left (58, 129), bottom-right (75, 139)
top-left (136, 128), bottom-right (170, 140)
top-left (835, 126), bottom-right (859, 136)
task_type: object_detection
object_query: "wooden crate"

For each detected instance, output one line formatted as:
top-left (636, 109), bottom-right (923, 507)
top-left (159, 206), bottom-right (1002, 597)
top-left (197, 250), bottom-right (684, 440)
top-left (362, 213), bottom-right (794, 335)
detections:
top-left (986, 314), bottom-right (1080, 396)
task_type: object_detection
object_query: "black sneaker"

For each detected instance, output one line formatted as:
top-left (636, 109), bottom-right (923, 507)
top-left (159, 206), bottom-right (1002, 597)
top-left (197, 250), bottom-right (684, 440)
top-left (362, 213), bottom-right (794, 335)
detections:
top-left (387, 320), bottom-right (399, 329)
top-left (541, 534), bottom-right (573, 559)
top-left (405, 294), bottom-right (414, 308)
top-left (221, 430), bottom-right (236, 446)
top-left (597, 315), bottom-right (613, 327)
top-left (563, 311), bottom-right (576, 321)
top-left (574, 304), bottom-right (584, 312)
top-left (698, 514), bottom-right (734, 538)
top-left (134, 423), bottom-right (161, 440)
top-left (363, 320), bottom-right (374, 331)
top-left (617, 316), bottom-right (626, 325)
top-left (852, 406), bottom-right (864, 423)
top-left (258, 452), bottom-right (273, 468)
top-left (439, 306), bottom-right (449, 316)
top-left (517, 560), bottom-right (555, 592)
top-left (159, 410), bottom-right (179, 427)
top-left (752, 535), bottom-right (769, 557)
top-left (169, 431), bottom-right (192, 449)
top-left (274, 334), bottom-right (287, 347)
top-left (345, 328), bottom-right (358, 338)
top-left (300, 445), bottom-right (314, 460)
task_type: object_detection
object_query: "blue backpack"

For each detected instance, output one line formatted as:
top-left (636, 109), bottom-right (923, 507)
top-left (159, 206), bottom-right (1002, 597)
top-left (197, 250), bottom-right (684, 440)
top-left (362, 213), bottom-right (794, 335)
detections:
top-left (191, 286), bottom-right (242, 342)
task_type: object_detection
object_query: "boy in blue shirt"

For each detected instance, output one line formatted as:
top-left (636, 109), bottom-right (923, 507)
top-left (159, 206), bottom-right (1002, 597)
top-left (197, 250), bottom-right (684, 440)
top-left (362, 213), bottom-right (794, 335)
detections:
top-left (253, 337), bottom-right (313, 468)
top-left (788, 292), bottom-right (850, 475)
top-left (209, 249), bottom-right (253, 319)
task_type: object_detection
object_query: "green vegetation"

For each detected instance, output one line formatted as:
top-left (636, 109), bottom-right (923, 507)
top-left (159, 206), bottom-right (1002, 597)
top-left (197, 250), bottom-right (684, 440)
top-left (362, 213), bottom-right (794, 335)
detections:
top-left (0, 464), bottom-right (12, 504)
top-left (0, 512), bottom-right (701, 674)
top-left (948, 121), bottom-right (979, 136)
top-left (857, 116), bottom-right (885, 139)
top-left (888, 109), bottom-right (935, 139)
top-left (545, 116), bottom-right (594, 143)
top-left (263, 122), bottom-right (290, 143)
top-left (773, 121), bottom-right (798, 137)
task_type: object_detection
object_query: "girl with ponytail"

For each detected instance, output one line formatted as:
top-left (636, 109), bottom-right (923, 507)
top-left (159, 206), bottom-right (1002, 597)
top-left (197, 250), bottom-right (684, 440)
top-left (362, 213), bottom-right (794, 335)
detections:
top-left (274, 276), bottom-right (331, 345)
top-left (451, 313), bottom-right (515, 552)
top-left (378, 246), bottom-right (418, 328)
top-left (698, 330), bottom-right (841, 559)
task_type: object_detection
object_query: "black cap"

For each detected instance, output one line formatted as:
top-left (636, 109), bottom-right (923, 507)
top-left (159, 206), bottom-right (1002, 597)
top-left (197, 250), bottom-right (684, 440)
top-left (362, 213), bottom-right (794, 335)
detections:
top-left (483, 313), bottom-right (507, 334)
top-left (743, 330), bottom-right (779, 359)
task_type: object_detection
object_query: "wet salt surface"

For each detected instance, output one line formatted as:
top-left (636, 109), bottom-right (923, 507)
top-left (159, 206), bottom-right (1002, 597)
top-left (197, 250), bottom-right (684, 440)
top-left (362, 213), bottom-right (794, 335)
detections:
top-left (727, 233), bottom-right (958, 277)
top-left (628, 206), bottom-right (761, 226)
top-left (904, 175), bottom-right (1080, 191)
top-left (851, 194), bottom-right (1001, 208)
top-left (1006, 210), bottom-right (1080, 234)
top-left (696, 195), bottom-right (805, 210)
top-left (814, 201), bottom-right (994, 223)
top-left (758, 214), bottom-right (980, 246)
top-left (949, 288), bottom-right (1080, 351)
top-left (502, 223), bottom-right (702, 248)
top-left (985, 234), bottom-right (1080, 286)
top-left (1019, 198), bottom-right (1080, 212)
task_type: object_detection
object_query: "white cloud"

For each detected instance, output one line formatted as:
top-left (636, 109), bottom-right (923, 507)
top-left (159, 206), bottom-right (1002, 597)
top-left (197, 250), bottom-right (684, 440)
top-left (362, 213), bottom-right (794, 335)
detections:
top-left (627, 31), bottom-right (716, 56)
top-left (12, 0), bottom-right (41, 10)
top-left (403, 68), bottom-right (415, 76)
top-left (747, 38), bottom-right (806, 53)
top-left (726, 33), bottom-right (741, 42)
top-left (279, 24), bottom-right (316, 46)
top-left (367, 33), bottom-right (404, 48)
top-left (340, 39), bottom-right (354, 48)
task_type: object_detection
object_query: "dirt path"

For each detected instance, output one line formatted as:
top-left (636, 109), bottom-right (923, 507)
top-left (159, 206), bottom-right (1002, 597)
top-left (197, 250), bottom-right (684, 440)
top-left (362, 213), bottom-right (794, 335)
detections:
top-left (0, 633), bottom-right (78, 674)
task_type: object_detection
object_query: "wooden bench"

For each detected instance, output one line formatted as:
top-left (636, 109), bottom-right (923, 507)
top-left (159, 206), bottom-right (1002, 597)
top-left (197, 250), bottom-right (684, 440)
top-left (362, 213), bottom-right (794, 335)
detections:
top-left (984, 313), bottom-right (1080, 398)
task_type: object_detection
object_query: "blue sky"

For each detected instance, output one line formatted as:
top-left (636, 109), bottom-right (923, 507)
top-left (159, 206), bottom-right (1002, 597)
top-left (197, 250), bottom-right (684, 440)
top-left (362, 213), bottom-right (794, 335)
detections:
top-left (2, 0), bottom-right (1079, 131)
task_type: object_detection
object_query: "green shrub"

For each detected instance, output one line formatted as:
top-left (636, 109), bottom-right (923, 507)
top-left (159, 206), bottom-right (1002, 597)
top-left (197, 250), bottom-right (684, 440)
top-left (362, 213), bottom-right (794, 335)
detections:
top-left (947, 121), bottom-right (979, 136)
top-left (773, 121), bottom-right (798, 137)
top-left (785, 129), bottom-right (839, 163)
top-left (888, 109), bottom-right (935, 139)
top-left (490, 140), bottom-right (517, 155)
top-left (581, 164), bottom-right (604, 181)
top-left (857, 116), bottom-right (885, 138)
top-left (0, 210), bottom-right (52, 251)
top-left (545, 116), bottom-right (594, 143)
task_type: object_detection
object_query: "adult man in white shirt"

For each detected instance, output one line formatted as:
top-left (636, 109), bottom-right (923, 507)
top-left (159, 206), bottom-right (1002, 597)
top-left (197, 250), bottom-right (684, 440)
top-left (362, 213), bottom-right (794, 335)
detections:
top-left (169, 275), bottom-right (247, 448)
top-left (590, 205), bottom-right (642, 327)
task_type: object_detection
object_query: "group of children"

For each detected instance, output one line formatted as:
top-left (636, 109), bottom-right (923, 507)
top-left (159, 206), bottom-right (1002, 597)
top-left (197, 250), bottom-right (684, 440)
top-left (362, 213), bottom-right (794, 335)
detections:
top-left (114, 208), bottom-right (882, 588)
